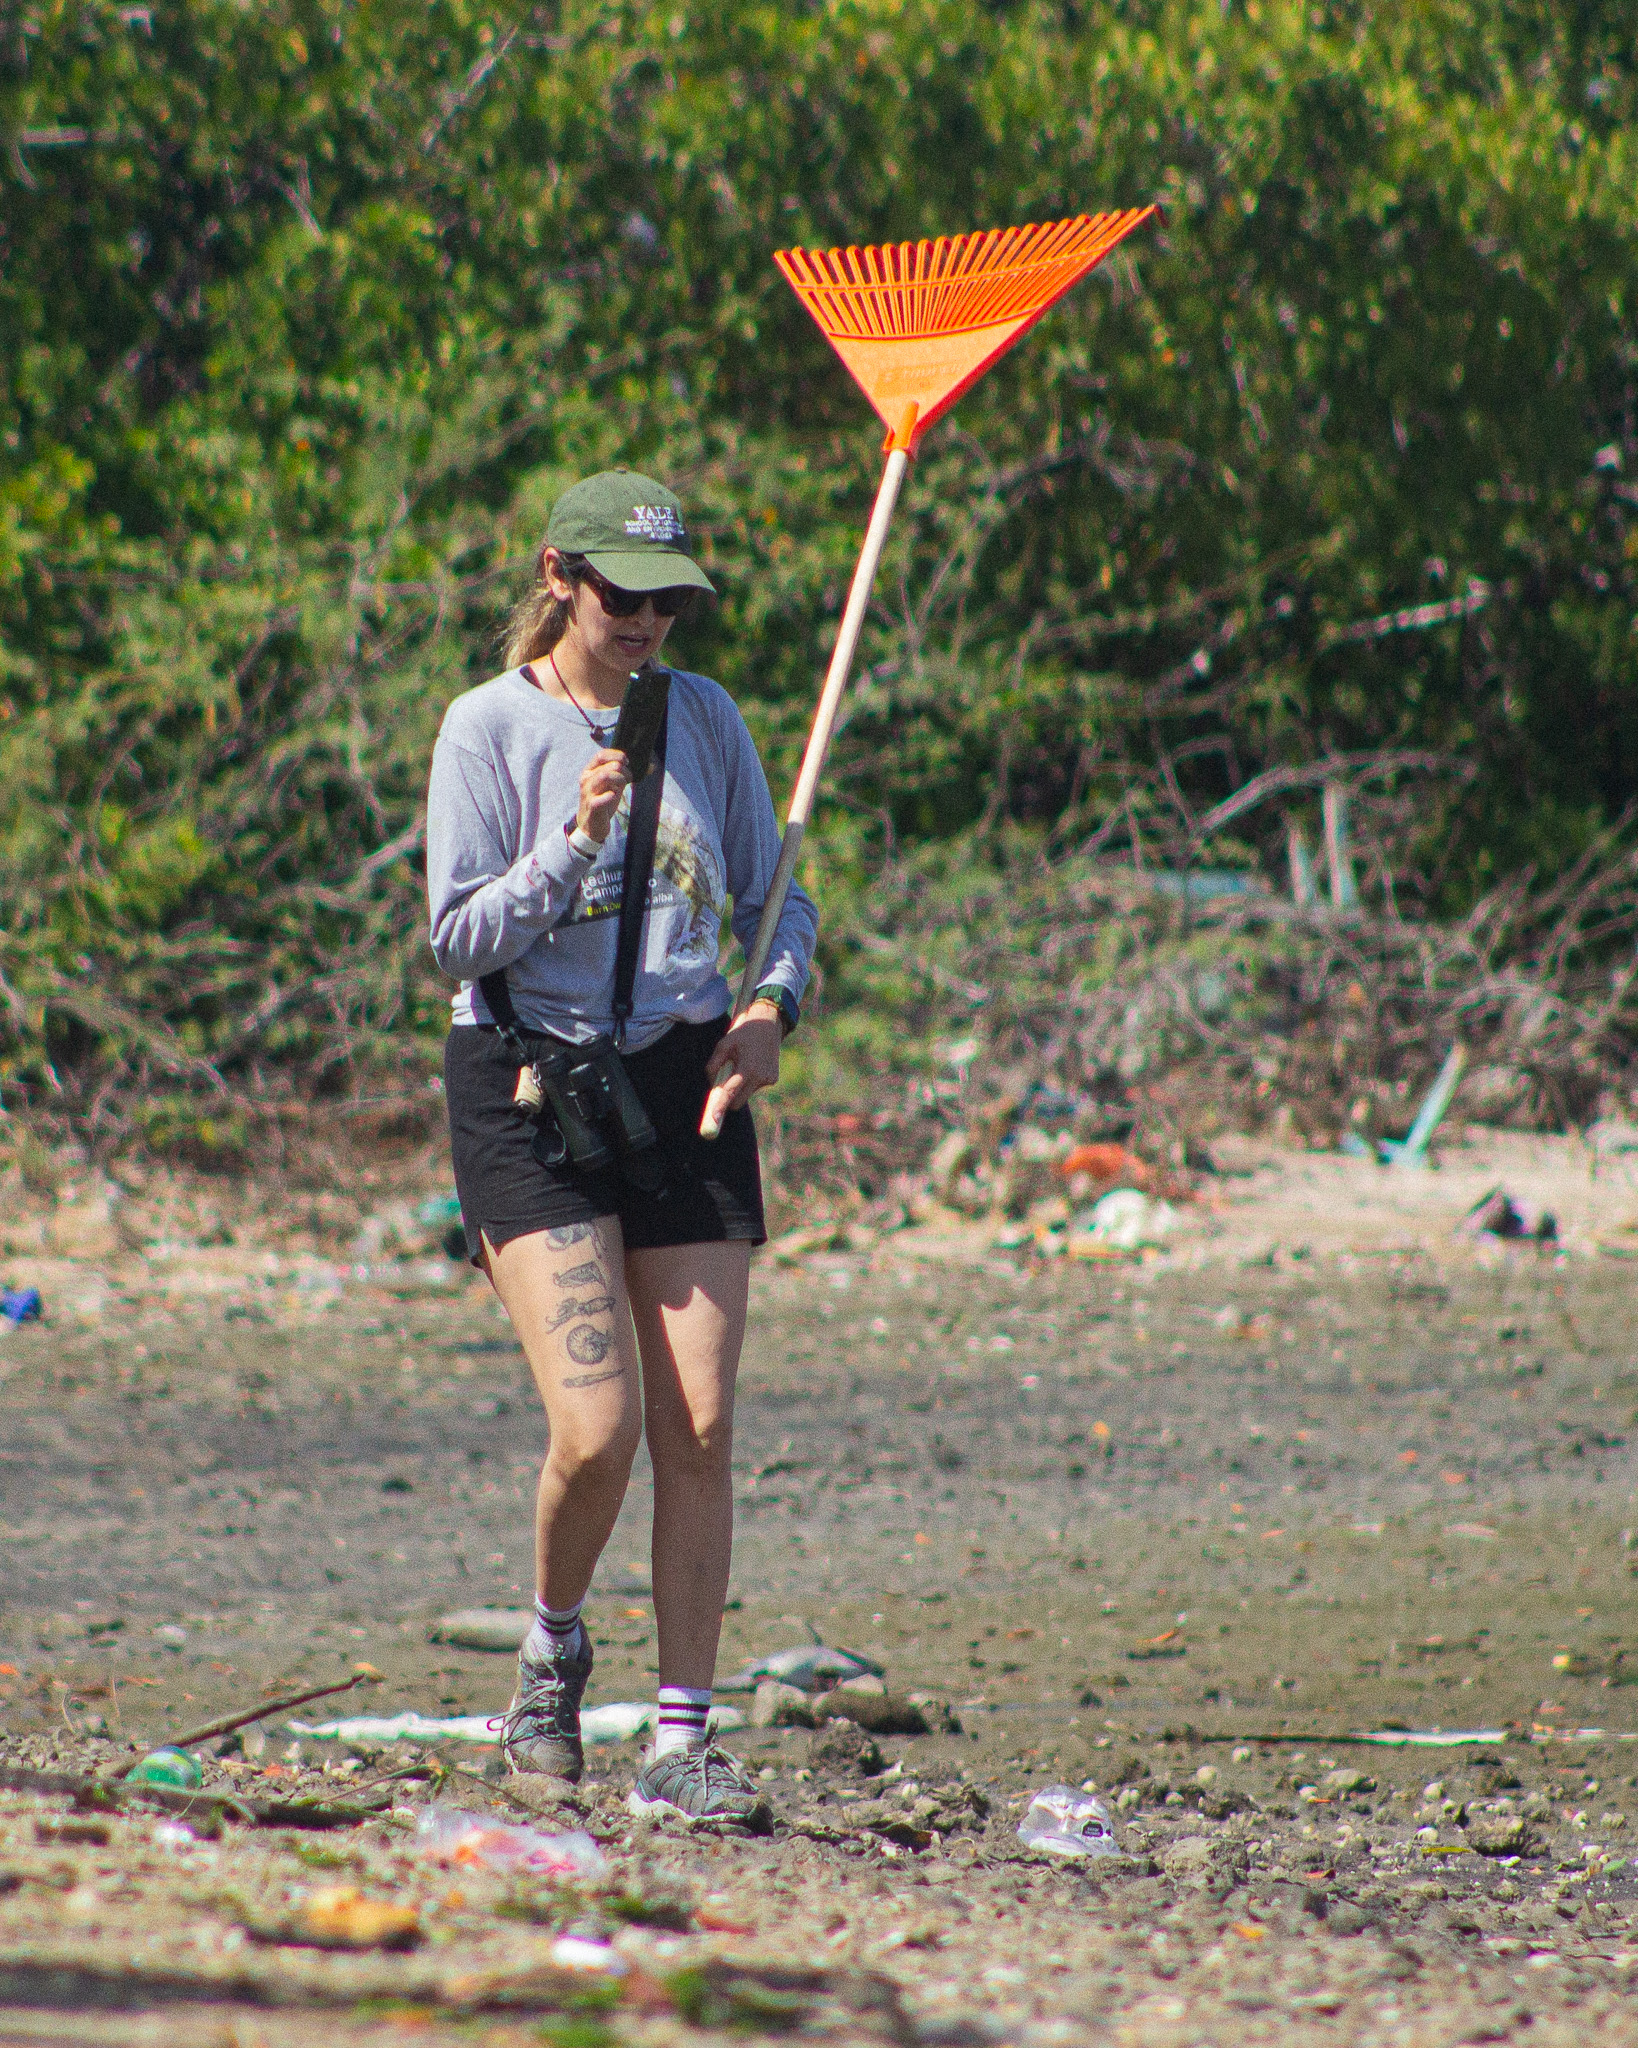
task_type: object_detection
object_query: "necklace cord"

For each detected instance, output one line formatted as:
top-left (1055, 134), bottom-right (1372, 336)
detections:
top-left (547, 649), bottom-right (618, 739)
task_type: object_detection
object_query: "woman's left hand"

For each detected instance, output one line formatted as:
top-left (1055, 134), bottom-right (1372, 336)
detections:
top-left (699, 1004), bottom-right (783, 1139)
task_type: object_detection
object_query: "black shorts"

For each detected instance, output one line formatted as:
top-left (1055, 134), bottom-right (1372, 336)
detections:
top-left (443, 1017), bottom-right (765, 1260)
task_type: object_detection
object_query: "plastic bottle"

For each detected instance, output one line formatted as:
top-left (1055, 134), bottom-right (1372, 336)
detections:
top-left (125, 1747), bottom-right (204, 1789)
top-left (1017, 1785), bottom-right (1123, 1859)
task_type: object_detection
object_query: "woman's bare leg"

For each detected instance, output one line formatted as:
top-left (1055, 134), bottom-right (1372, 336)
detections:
top-left (483, 1219), bottom-right (641, 1607)
top-left (625, 1240), bottom-right (751, 1691)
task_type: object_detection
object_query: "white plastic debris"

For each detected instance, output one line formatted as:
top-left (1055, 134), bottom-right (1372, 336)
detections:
top-left (415, 1804), bottom-right (607, 1878)
top-left (717, 1644), bottom-right (885, 1693)
top-left (1076, 1190), bottom-right (1178, 1253)
top-left (290, 1702), bottom-right (744, 1746)
top-left (551, 1935), bottom-right (628, 1974)
top-left (291, 1712), bottom-right (499, 1744)
top-left (1017, 1786), bottom-right (1123, 1860)
top-left (1350, 1729), bottom-right (1508, 1748)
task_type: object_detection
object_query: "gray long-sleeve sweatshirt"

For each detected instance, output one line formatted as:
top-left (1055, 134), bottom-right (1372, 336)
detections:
top-left (426, 664), bottom-right (817, 1049)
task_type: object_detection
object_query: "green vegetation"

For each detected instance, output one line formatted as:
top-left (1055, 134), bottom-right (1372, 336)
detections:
top-left (2, 1), bottom-right (1634, 1133)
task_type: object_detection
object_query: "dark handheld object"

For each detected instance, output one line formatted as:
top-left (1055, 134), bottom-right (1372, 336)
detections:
top-left (534, 1037), bottom-right (664, 1192)
top-left (611, 667), bottom-right (671, 782)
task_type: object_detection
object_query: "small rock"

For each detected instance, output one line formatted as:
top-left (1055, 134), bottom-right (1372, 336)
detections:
top-left (821, 1691), bottom-right (931, 1737)
top-left (1194, 1765), bottom-right (1218, 1789)
top-left (1320, 1767), bottom-right (1375, 1795)
top-left (1400, 1879), bottom-right (1447, 1904)
top-left (835, 1673), bottom-right (887, 1696)
top-left (751, 1680), bottom-right (816, 1729)
top-left (1467, 1812), bottom-right (1532, 1856)
top-left (807, 1719), bottom-right (886, 1780)
top-left (499, 1774), bottom-right (585, 1819)
top-left (1161, 1835), bottom-right (1217, 1883)
top-left (1325, 1901), bottom-right (1371, 1937)
top-left (430, 1608), bottom-right (531, 1652)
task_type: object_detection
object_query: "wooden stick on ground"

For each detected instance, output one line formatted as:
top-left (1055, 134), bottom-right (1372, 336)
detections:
top-left (170, 1666), bottom-right (382, 1748)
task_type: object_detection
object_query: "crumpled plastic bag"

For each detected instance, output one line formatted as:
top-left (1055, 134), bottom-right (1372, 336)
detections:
top-left (414, 1804), bottom-right (607, 1878)
top-left (1074, 1190), bottom-right (1177, 1253)
top-left (1016, 1785), bottom-right (1123, 1860)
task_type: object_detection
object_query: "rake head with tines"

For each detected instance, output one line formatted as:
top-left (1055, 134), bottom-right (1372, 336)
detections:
top-left (775, 209), bottom-right (1160, 449)
top-left (705, 208), bottom-right (1161, 1137)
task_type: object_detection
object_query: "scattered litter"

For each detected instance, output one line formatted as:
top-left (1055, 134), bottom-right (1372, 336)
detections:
top-left (292, 1702), bottom-right (744, 1746)
top-left (1352, 1729), bottom-right (1508, 1748)
top-left (1070, 1190), bottom-right (1178, 1254)
top-left (3, 1757), bottom-right (377, 1831)
top-left (1382, 1044), bottom-right (1466, 1168)
top-left (1056, 1143), bottom-right (1148, 1188)
top-left (151, 1820), bottom-right (205, 1849)
top-left (293, 1712), bottom-right (498, 1744)
top-left (244, 1883), bottom-right (422, 1951)
top-left (125, 1747), bottom-right (203, 1790)
top-left (587, 1702), bottom-right (658, 1744)
top-left (0, 1286), bottom-right (42, 1328)
top-left (348, 1258), bottom-right (464, 1294)
top-left (415, 1804), bottom-right (607, 1879)
top-left (551, 1935), bottom-right (628, 1974)
top-left (1128, 1629), bottom-right (1187, 1662)
top-left (1460, 1188), bottom-right (1557, 1244)
top-left (717, 1644), bottom-right (884, 1693)
top-left (1177, 1728), bottom-right (1511, 1749)
top-left (430, 1608), bottom-right (531, 1652)
top-left (1017, 1785), bottom-right (1123, 1860)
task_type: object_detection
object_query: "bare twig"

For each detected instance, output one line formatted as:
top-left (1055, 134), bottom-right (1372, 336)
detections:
top-left (170, 1668), bottom-right (382, 1749)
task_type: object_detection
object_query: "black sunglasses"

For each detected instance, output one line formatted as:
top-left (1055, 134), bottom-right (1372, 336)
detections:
top-left (573, 559), bottom-right (698, 621)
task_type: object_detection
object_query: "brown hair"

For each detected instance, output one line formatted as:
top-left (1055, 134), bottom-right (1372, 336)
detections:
top-left (501, 549), bottom-right (586, 668)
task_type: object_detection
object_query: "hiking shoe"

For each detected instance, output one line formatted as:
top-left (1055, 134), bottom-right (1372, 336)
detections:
top-left (628, 1740), bottom-right (770, 1826)
top-left (500, 1625), bottom-right (593, 1782)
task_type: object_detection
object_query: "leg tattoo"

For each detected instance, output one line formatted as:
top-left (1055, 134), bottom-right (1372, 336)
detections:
top-left (565, 1323), bottom-right (614, 1366)
top-left (555, 1261), bottom-right (605, 1289)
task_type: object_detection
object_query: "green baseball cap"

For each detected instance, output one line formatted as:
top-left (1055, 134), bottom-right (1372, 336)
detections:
top-left (545, 469), bottom-right (716, 595)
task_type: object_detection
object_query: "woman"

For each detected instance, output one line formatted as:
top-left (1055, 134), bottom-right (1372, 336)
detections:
top-left (426, 470), bottom-right (816, 1821)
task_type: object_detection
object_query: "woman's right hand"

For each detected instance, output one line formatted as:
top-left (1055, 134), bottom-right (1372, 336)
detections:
top-left (576, 748), bottom-right (632, 844)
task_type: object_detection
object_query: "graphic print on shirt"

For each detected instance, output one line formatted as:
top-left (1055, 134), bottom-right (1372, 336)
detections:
top-left (563, 795), bottom-right (724, 971)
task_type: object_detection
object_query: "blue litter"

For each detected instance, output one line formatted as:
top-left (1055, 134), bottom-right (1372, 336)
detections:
top-left (1, 1287), bottom-right (42, 1326)
top-left (1146, 869), bottom-right (1263, 903)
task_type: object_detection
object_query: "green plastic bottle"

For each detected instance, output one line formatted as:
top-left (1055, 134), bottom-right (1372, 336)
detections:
top-left (125, 1746), bottom-right (204, 1789)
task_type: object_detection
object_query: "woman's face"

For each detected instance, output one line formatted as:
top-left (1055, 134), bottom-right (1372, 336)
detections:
top-left (544, 549), bottom-right (676, 678)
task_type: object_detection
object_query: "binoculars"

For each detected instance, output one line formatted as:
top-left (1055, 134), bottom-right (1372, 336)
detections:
top-left (518, 1036), bottom-right (664, 1193)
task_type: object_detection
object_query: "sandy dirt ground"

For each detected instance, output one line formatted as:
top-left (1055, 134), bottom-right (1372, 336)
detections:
top-left (3, 1125), bottom-right (1638, 2046)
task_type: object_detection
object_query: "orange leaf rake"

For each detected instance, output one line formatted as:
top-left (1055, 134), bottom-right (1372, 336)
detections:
top-left (719, 210), bottom-right (1160, 1086)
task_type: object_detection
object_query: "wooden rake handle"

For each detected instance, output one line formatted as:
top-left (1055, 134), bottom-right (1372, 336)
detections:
top-left (700, 405), bottom-right (917, 1140)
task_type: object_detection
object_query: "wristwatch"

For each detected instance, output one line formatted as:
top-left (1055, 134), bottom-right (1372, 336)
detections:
top-left (753, 982), bottom-right (800, 1037)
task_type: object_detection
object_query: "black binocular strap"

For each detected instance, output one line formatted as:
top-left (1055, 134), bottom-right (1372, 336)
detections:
top-left (610, 698), bottom-right (669, 1048)
top-left (479, 699), bottom-right (670, 1048)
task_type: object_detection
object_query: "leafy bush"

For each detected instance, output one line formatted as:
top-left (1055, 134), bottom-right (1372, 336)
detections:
top-left (1, 0), bottom-right (1633, 1137)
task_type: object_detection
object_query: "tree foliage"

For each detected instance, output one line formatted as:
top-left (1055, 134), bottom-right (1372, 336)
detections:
top-left (1, 0), bottom-right (1634, 1134)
